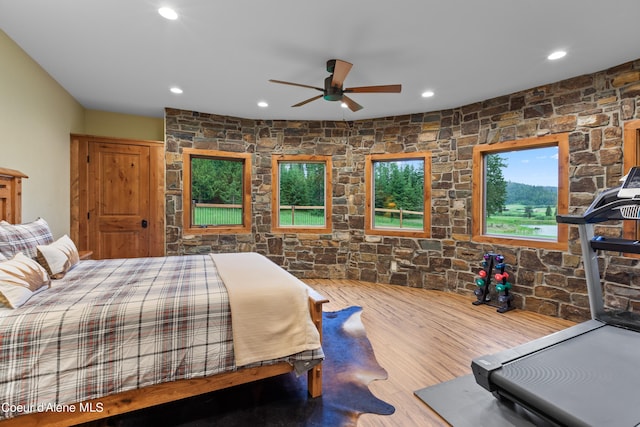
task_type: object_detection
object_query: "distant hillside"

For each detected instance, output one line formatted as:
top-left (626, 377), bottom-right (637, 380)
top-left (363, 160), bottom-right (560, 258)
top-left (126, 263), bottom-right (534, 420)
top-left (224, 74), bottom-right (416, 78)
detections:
top-left (506, 181), bottom-right (557, 206)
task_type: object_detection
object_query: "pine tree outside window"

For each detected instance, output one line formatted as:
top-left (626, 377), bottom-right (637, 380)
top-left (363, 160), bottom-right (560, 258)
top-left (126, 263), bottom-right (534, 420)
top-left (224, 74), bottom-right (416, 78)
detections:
top-left (182, 148), bottom-right (252, 234)
top-left (472, 134), bottom-right (569, 250)
top-left (365, 152), bottom-right (431, 238)
top-left (271, 155), bottom-right (332, 234)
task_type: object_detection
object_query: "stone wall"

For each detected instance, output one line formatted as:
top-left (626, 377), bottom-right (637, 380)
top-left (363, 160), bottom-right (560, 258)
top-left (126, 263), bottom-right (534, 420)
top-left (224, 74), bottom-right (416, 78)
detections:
top-left (165, 59), bottom-right (640, 322)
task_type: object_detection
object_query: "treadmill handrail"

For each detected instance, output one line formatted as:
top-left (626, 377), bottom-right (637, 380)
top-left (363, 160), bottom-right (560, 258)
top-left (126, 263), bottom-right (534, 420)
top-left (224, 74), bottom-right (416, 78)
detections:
top-left (557, 188), bottom-right (640, 224)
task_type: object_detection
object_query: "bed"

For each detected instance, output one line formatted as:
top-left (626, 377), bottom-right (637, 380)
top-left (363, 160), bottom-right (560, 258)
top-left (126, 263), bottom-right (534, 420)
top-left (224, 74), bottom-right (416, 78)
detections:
top-left (0, 212), bottom-right (326, 426)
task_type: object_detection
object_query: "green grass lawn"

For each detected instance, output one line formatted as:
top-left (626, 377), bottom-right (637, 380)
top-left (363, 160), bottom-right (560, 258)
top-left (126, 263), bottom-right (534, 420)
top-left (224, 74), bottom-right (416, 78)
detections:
top-left (373, 214), bottom-right (423, 229)
top-left (194, 206), bottom-right (425, 230)
top-left (194, 207), bottom-right (327, 226)
top-left (277, 209), bottom-right (325, 226)
top-left (194, 204), bottom-right (553, 237)
top-left (194, 207), bottom-right (242, 225)
top-left (487, 204), bottom-right (557, 238)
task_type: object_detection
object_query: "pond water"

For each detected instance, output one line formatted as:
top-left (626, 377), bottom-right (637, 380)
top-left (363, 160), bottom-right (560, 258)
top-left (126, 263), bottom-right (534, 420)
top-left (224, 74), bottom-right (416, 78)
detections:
top-left (523, 224), bottom-right (557, 238)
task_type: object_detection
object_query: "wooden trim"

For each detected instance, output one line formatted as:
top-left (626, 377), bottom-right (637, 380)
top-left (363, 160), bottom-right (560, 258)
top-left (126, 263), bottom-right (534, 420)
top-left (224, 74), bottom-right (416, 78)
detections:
top-left (69, 136), bottom-right (84, 249)
top-left (0, 293), bottom-right (327, 427)
top-left (70, 134), bottom-right (164, 147)
top-left (623, 120), bottom-right (640, 245)
top-left (270, 154), bottom-right (333, 234)
top-left (70, 134), bottom-right (165, 256)
top-left (182, 148), bottom-right (252, 235)
top-left (364, 151), bottom-right (431, 238)
top-left (149, 144), bottom-right (166, 255)
top-left (471, 134), bottom-right (569, 251)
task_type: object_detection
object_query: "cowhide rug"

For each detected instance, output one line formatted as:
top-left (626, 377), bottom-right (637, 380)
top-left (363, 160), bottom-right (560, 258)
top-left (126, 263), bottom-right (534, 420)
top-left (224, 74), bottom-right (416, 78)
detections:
top-left (101, 306), bottom-right (395, 427)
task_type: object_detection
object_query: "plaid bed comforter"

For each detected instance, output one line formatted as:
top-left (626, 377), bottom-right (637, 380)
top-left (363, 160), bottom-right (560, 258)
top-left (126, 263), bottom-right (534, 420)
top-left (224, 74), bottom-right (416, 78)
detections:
top-left (0, 255), bottom-right (323, 420)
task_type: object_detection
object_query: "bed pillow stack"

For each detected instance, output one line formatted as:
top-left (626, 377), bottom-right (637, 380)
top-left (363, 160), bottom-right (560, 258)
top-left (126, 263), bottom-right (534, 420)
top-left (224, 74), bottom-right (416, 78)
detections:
top-left (0, 218), bottom-right (79, 308)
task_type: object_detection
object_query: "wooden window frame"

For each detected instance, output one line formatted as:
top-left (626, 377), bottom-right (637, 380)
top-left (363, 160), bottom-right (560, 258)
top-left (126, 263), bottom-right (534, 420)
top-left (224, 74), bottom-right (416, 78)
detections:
top-left (271, 154), bottom-right (332, 234)
top-left (472, 134), bottom-right (569, 250)
top-left (182, 148), bottom-right (252, 235)
top-left (365, 152), bottom-right (431, 238)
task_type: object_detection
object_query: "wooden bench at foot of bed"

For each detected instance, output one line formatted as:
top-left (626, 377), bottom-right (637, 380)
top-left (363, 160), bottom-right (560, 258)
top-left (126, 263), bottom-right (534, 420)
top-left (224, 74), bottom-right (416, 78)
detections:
top-left (0, 291), bottom-right (328, 427)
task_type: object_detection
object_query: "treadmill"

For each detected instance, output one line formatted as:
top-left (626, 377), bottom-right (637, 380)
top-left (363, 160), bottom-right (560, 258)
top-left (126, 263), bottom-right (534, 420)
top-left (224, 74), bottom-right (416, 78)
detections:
top-left (472, 167), bottom-right (640, 427)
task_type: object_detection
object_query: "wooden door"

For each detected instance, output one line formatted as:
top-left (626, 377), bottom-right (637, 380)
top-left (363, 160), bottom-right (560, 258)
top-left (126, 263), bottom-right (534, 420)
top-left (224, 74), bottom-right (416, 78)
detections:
top-left (71, 135), bottom-right (165, 259)
top-left (88, 142), bottom-right (152, 259)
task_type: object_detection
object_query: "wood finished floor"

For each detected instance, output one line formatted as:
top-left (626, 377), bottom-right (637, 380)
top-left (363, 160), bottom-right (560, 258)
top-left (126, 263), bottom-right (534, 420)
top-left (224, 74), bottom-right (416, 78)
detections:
top-left (304, 279), bottom-right (576, 427)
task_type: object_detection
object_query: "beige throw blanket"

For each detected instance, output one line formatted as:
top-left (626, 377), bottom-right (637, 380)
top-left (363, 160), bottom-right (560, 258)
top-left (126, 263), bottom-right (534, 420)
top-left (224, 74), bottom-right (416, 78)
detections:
top-left (210, 252), bottom-right (321, 366)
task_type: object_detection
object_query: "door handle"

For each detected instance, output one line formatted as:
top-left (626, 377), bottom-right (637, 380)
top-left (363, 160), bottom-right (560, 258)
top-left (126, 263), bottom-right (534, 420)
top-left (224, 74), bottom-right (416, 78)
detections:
top-left (141, 219), bottom-right (148, 228)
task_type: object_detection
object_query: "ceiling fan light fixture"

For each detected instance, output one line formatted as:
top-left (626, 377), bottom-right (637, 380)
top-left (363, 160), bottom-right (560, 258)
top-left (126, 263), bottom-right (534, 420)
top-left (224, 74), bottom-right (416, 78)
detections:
top-left (158, 7), bottom-right (178, 20)
top-left (270, 59), bottom-right (401, 112)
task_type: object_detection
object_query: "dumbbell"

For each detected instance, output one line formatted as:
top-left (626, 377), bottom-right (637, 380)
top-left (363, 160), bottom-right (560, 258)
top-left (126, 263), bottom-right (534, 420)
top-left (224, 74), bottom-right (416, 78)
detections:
top-left (494, 272), bottom-right (509, 282)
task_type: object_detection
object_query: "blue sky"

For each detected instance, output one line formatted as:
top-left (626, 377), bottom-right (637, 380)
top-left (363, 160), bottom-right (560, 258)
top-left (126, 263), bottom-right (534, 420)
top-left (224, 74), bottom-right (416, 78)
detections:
top-left (499, 146), bottom-right (559, 187)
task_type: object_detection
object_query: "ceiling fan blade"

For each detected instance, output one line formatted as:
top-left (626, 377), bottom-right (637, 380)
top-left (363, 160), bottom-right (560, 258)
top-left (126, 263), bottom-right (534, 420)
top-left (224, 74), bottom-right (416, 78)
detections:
top-left (292, 94), bottom-right (324, 107)
top-left (345, 84), bottom-right (402, 93)
top-left (269, 79), bottom-right (323, 91)
top-left (342, 95), bottom-right (363, 112)
top-left (330, 60), bottom-right (353, 88)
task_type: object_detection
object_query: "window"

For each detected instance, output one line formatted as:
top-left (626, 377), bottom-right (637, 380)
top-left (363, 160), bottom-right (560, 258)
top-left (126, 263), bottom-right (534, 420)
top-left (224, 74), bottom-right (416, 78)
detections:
top-left (271, 155), bottom-right (332, 233)
top-left (472, 134), bottom-right (569, 250)
top-left (182, 148), bottom-right (251, 234)
top-left (365, 152), bottom-right (431, 238)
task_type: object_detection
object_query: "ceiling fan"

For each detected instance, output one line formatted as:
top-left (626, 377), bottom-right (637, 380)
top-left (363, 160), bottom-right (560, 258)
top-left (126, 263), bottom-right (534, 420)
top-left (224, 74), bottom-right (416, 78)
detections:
top-left (269, 59), bottom-right (401, 112)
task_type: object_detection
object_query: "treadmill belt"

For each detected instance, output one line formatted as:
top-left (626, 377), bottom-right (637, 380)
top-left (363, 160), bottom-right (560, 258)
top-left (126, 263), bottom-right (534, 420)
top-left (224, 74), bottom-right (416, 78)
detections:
top-left (491, 325), bottom-right (640, 427)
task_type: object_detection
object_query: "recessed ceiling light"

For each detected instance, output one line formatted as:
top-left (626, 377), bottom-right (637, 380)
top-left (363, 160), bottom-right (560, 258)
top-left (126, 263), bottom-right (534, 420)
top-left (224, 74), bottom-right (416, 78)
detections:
top-left (548, 50), bottom-right (567, 60)
top-left (158, 7), bottom-right (178, 20)
top-left (170, 86), bottom-right (183, 94)
top-left (257, 101), bottom-right (268, 108)
top-left (421, 90), bottom-right (435, 98)
top-left (341, 102), bottom-right (348, 108)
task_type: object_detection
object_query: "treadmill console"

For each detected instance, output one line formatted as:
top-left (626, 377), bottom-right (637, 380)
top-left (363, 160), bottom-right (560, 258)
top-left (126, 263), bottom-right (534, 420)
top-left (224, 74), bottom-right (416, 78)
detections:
top-left (617, 166), bottom-right (640, 198)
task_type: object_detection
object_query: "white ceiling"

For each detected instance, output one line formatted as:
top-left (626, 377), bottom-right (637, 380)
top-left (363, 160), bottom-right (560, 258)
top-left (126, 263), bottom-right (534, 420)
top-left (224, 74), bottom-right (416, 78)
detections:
top-left (2, 0), bottom-right (640, 121)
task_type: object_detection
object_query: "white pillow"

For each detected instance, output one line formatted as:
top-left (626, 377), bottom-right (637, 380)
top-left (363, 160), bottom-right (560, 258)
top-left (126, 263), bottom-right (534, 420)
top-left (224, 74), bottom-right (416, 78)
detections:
top-left (0, 252), bottom-right (50, 308)
top-left (36, 235), bottom-right (80, 279)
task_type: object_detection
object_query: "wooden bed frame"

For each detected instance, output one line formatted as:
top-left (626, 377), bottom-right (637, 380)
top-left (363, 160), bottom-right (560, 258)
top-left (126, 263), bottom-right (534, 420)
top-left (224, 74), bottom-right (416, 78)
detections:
top-left (0, 166), bottom-right (328, 426)
top-left (0, 292), bottom-right (327, 427)
top-left (0, 167), bottom-right (27, 224)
